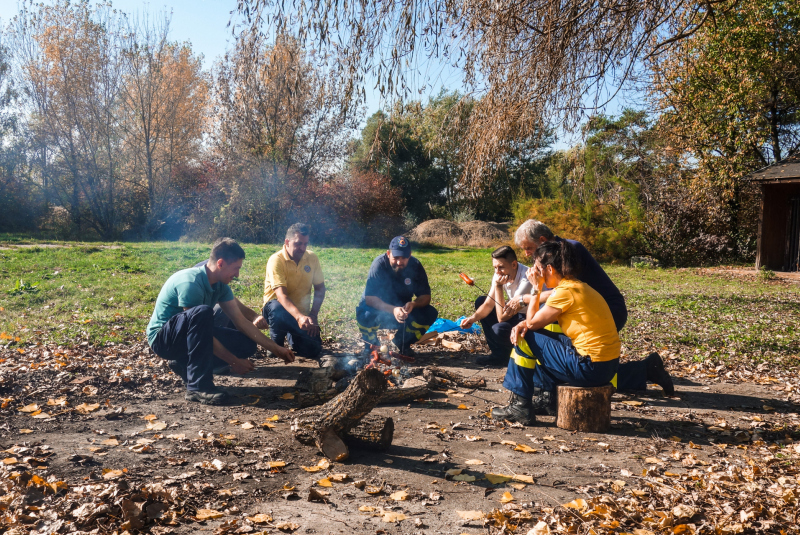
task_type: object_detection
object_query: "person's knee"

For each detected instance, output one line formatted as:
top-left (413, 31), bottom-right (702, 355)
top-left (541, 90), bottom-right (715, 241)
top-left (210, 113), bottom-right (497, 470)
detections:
top-left (492, 322), bottom-right (510, 337)
top-left (474, 296), bottom-right (486, 310)
top-left (189, 305), bottom-right (214, 324)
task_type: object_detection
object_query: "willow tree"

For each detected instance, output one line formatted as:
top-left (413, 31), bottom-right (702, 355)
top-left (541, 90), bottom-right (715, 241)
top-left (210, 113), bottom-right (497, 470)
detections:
top-left (236, 0), bottom-right (734, 191)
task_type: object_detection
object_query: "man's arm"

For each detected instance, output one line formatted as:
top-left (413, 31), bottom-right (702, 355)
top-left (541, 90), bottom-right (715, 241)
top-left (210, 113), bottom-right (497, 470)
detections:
top-left (235, 298), bottom-right (268, 329)
top-left (219, 299), bottom-right (295, 363)
top-left (365, 295), bottom-right (411, 323)
top-left (274, 287), bottom-right (317, 333)
top-left (460, 286), bottom-right (496, 328)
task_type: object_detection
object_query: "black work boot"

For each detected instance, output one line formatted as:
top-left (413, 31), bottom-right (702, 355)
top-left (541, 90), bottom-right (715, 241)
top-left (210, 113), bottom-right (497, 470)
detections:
top-left (531, 389), bottom-right (557, 416)
top-left (645, 352), bottom-right (674, 396)
top-left (167, 360), bottom-right (188, 384)
top-left (491, 393), bottom-right (535, 425)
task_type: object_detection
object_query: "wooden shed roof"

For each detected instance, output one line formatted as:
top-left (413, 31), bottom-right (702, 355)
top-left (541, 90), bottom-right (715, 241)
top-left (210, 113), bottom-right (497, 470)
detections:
top-left (749, 152), bottom-right (800, 183)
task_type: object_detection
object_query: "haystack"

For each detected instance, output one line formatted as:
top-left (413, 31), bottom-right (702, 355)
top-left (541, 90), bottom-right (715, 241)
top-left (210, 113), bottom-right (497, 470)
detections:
top-left (409, 219), bottom-right (509, 247)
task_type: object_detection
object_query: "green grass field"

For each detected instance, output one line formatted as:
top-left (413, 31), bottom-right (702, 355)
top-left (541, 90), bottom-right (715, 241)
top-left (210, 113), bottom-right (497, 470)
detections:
top-left (1, 240), bottom-right (798, 366)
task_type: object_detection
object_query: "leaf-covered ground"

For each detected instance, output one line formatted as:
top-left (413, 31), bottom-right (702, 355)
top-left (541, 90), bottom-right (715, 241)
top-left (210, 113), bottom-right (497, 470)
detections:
top-left (0, 240), bottom-right (798, 534)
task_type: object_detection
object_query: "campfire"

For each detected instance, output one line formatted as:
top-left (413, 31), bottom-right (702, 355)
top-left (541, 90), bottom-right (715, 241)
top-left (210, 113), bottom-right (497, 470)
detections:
top-left (363, 345), bottom-right (415, 384)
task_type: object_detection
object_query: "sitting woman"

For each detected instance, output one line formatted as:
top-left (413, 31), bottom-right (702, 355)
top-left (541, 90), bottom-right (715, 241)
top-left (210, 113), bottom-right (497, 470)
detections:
top-left (493, 240), bottom-right (621, 425)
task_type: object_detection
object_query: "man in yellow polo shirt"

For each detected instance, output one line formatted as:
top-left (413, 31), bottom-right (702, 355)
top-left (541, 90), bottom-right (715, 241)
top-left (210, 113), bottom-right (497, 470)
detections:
top-left (262, 223), bottom-right (326, 360)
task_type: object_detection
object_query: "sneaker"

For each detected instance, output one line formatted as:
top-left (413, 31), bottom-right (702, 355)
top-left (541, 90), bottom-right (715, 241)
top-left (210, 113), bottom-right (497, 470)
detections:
top-left (530, 389), bottom-right (557, 416)
top-left (491, 393), bottom-right (535, 425)
top-left (476, 353), bottom-right (510, 367)
top-left (167, 360), bottom-right (188, 384)
top-left (185, 388), bottom-right (228, 405)
top-left (213, 364), bottom-right (231, 376)
top-left (645, 352), bottom-right (674, 396)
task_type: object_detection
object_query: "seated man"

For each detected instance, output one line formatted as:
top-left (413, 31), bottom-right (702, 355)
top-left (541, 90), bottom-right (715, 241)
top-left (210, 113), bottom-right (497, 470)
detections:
top-left (262, 223), bottom-right (326, 360)
top-left (460, 246), bottom-right (533, 366)
top-left (148, 238), bottom-right (294, 405)
top-left (514, 219), bottom-right (673, 412)
top-left (356, 236), bottom-right (438, 357)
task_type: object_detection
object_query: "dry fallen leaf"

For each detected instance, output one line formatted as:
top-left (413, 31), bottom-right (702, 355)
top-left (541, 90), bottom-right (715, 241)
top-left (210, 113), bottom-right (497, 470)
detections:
top-left (513, 474), bottom-right (535, 484)
top-left (82, 385), bottom-right (99, 396)
top-left (445, 468), bottom-right (463, 476)
top-left (465, 459), bottom-right (484, 465)
top-left (19, 429), bottom-right (33, 434)
top-left (485, 473), bottom-right (512, 484)
top-left (500, 491), bottom-right (515, 503)
top-left (465, 435), bottom-right (483, 441)
top-left (515, 444), bottom-right (537, 453)
top-left (102, 469), bottom-right (124, 480)
top-left (317, 478), bottom-right (332, 487)
top-left (453, 474), bottom-right (476, 482)
top-left (457, 510), bottom-right (484, 521)
top-left (247, 513), bottom-right (273, 523)
top-left (267, 415), bottom-right (280, 421)
top-left (301, 459), bottom-right (330, 472)
top-left (382, 511), bottom-right (406, 523)
top-left (275, 522), bottom-right (300, 532)
top-left (645, 457), bottom-right (664, 465)
top-left (329, 473), bottom-right (348, 482)
top-left (562, 498), bottom-right (588, 511)
top-left (501, 440), bottom-right (517, 446)
top-left (196, 509), bottom-right (225, 521)
top-left (390, 490), bottom-right (408, 501)
top-left (265, 461), bottom-right (286, 469)
top-left (529, 520), bottom-right (552, 535)
top-left (146, 421), bottom-right (167, 431)
top-left (241, 422), bottom-right (255, 430)
top-left (101, 438), bottom-right (120, 446)
top-left (621, 400), bottom-right (644, 407)
top-left (280, 393), bottom-right (295, 400)
top-left (18, 404), bottom-right (39, 413)
top-left (457, 404), bottom-right (468, 409)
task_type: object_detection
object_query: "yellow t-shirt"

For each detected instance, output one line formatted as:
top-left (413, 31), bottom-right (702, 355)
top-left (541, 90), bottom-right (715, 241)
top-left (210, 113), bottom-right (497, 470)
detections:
top-left (545, 279), bottom-right (620, 362)
top-left (263, 248), bottom-right (324, 315)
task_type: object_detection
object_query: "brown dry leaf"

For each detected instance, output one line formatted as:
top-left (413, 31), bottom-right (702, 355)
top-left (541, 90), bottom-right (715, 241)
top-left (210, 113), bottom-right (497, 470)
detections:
top-left (47, 397), bottom-right (68, 406)
top-left (485, 473), bottom-right (512, 484)
top-left (223, 434), bottom-right (236, 440)
top-left (390, 490), bottom-right (408, 501)
top-left (19, 404), bottom-right (40, 413)
top-left (329, 473), bottom-right (348, 482)
top-left (500, 440), bottom-right (517, 446)
top-left (542, 435), bottom-right (555, 441)
top-left (283, 483), bottom-right (296, 490)
top-left (3, 458), bottom-right (17, 465)
top-left (102, 469), bottom-right (124, 480)
top-left (143, 414), bottom-right (158, 421)
top-left (457, 510), bottom-right (484, 520)
top-left (196, 508), bottom-right (225, 521)
top-left (301, 459), bottom-right (330, 472)
top-left (146, 421), bottom-right (167, 431)
top-left (260, 422), bottom-right (276, 429)
top-left (513, 474), bottom-right (535, 484)
top-left (32, 412), bottom-right (52, 419)
top-left (101, 438), bottom-right (120, 446)
top-left (317, 478), bottom-right (332, 487)
top-left (358, 505), bottom-right (375, 512)
top-left (228, 419), bottom-right (241, 425)
top-left (446, 468), bottom-right (463, 476)
top-left (465, 459), bottom-right (484, 465)
top-left (267, 415), bottom-right (280, 421)
top-left (280, 393), bottom-right (295, 400)
top-left (275, 522), bottom-right (300, 532)
top-left (265, 461), bottom-right (286, 469)
top-left (247, 513), bottom-right (273, 523)
top-left (19, 429), bottom-right (33, 434)
top-left (365, 484), bottom-right (384, 495)
top-left (500, 491), bottom-right (515, 503)
top-left (241, 422), bottom-right (255, 430)
top-left (457, 404), bottom-right (468, 409)
top-left (452, 474), bottom-right (476, 482)
top-left (530, 520), bottom-right (552, 535)
top-left (645, 457), bottom-right (664, 464)
top-left (515, 444), bottom-right (537, 453)
top-left (562, 498), bottom-right (588, 511)
top-left (382, 511), bottom-right (406, 523)
top-left (246, 395), bottom-right (261, 405)
top-left (509, 483), bottom-right (526, 490)
top-left (465, 435), bottom-right (483, 441)
top-left (621, 400), bottom-right (644, 407)
top-left (82, 386), bottom-right (99, 396)
top-left (669, 436), bottom-right (682, 442)
top-left (688, 442), bottom-right (702, 450)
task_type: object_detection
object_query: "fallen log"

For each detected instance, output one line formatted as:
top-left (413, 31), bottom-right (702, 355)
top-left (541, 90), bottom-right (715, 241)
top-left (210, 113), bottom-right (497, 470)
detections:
top-left (291, 368), bottom-right (387, 460)
top-left (423, 367), bottom-right (486, 389)
top-left (297, 382), bottom-right (429, 408)
top-left (293, 414), bottom-right (394, 451)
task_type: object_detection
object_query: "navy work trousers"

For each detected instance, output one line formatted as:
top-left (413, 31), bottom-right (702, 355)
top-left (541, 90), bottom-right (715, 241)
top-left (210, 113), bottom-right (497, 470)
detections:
top-left (474, 296), bottom-right (525, 361)
top-left (503, 329), bottom-right (618, 399)
top-left (356, 303), bottom-right (438, 350)
top-left (151, 305), bottom-right (257, 391)
top-left (263, 300), bottom-right (322, 360)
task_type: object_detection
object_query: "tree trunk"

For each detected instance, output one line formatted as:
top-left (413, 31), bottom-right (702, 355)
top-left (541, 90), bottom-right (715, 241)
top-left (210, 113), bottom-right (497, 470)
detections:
top-left (296, 382), bottom-right (429, 408)
top-left (291, 368), bottom-right (387, 460)
top-left (295, 414), bottom-right (394, 451)
top-left (423, 367), bottom-right (486, 389)
top-left (556, 384), bottom-right (614, 433)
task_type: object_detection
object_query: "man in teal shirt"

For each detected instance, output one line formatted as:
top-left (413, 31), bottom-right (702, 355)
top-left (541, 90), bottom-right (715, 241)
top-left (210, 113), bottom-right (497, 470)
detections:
top-left (148, 238), bottom-right (294, 404)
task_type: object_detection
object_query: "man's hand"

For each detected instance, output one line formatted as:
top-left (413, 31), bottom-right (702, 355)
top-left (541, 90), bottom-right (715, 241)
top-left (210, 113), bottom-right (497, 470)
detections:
top-left (393, 306), bottom-right (409, 323)
top-left (460, 315), bottom-right (476, 329)
top-left (273, 346), bottom-right (295, 364)
top-left (252, 315), bottom-right (269, 330)
top-left (231, 358), bottom-right (256, 375)
top-left (297, 314), bottom-right (320, 338)
top-left (494, 273), bottom-right (511, 286)
top-left (503, 296), bottom-right (523, 315)
top-left (305, 314), bottom-right (320, 338)
top-left (510, 321), bottom-right (529, 346)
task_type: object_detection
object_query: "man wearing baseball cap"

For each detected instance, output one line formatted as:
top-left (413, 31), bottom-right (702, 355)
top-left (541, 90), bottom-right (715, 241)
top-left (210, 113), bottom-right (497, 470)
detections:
top-left (355, 236), bottom-right (438, 357)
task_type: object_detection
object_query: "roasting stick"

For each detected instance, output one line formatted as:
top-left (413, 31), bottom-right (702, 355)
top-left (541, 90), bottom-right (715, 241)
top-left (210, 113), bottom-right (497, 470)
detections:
top-left (458, 272), bottom-right (504, 308)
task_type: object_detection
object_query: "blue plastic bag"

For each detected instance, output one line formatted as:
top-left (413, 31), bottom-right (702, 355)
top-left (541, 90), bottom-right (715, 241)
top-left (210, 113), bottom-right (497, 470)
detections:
top-left (425, 316), bottom-right (481, 335)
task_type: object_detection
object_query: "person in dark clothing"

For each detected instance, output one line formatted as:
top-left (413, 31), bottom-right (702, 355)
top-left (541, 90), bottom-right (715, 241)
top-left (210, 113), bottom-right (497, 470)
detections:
top-left (148, 238), bottom-right (294, 405)
top-left (356, 236), bottom-right (438, 357)
top-left (513, 220), bottom-right (673, 414)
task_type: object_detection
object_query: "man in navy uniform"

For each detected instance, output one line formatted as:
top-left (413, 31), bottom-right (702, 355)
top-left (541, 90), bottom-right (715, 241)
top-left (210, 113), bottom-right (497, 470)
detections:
top-left (356, 236), bottom-right (438, 357)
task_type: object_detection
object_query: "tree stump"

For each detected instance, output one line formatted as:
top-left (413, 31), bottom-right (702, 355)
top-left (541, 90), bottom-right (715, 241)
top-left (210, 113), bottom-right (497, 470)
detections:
top-left (556, 384), bottom-right (615, 432)
top-left (291, 368), bottom-right (387, 461)
top-left (294, 414), bottom-right (394, 451)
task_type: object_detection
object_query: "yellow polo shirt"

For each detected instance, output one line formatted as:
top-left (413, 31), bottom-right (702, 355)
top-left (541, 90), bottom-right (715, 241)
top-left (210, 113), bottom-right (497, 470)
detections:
top-left (545, 279), bottom-right (620, 362)
top-left (263, 248), bottom-right (324, 315)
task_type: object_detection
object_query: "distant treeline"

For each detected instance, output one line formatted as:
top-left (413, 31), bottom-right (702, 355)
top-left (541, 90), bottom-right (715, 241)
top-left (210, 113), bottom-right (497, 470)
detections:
top-left (0, 0), bottom-right (798, 265)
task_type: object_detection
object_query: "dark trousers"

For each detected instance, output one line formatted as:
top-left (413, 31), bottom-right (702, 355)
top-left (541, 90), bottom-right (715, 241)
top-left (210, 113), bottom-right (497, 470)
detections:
top-left (263, 300), bottom-right (322, 359)
top-left (151, 305), bottom-right (257, 391)
top-left (474, 296), bottom-right (525, 360)
top-left (503, 329), bottom-right (618, 398)
top-left (356, 303), bottom-right (438, 350)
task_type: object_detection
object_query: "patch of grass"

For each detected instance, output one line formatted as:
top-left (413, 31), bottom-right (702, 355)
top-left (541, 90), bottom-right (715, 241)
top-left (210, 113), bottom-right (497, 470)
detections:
top-left (0, 239), bottom-right (798, 367)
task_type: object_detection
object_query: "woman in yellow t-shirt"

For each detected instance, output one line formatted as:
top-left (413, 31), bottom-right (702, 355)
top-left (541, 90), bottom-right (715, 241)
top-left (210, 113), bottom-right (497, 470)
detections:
top-left (492, 240), bottom-right (621, 425)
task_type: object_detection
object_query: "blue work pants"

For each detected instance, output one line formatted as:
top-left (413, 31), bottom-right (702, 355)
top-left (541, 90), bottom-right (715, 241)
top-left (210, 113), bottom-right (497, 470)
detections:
top-left (263, 300), bottom-right (322, 359)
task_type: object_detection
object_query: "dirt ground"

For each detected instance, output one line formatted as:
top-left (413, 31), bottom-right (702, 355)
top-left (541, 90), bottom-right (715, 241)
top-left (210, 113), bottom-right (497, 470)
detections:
top-left (1, 339), bottom-right (798, 535)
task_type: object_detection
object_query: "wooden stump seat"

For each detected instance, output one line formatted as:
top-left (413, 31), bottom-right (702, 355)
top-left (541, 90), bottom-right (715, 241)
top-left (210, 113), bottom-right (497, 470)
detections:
top-left (555, 384), bottom-right (615, 432)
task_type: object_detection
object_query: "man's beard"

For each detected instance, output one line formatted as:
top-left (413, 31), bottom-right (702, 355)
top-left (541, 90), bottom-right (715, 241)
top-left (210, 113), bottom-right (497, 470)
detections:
top-left (392, 264), bottom-right (404, 274)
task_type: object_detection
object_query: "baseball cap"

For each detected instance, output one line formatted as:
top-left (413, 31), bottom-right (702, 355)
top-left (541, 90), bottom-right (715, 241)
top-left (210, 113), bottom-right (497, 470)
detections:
top-left (389, 236), bottom-right (411, 258)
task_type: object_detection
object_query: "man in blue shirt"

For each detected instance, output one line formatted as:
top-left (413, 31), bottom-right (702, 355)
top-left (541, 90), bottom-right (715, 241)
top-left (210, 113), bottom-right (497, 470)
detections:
top-left (356, 236), bottom-right (438, 357)
top-left (513, 220), bottom-right (673, 412)
top-left (148, 238), bottom-right (294, 405)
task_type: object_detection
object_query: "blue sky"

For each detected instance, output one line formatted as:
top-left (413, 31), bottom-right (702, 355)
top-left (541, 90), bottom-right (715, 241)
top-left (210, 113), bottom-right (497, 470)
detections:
top-left (1, 0), bottom-right (635, 149)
